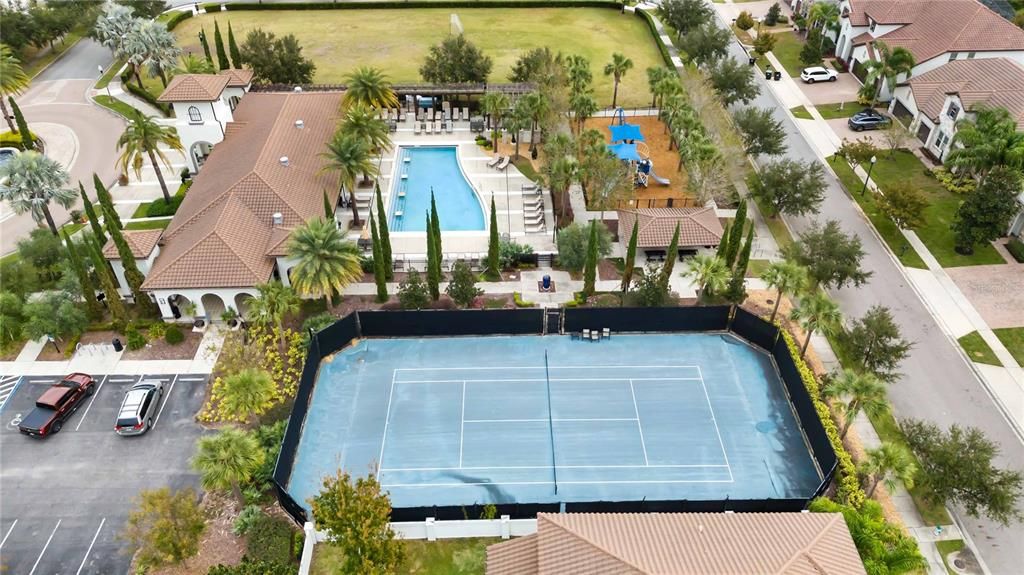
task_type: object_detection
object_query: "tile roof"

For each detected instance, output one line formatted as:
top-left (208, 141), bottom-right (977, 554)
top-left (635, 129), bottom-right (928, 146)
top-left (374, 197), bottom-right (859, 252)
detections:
top-left (142, 90), bottom-right (344, 290)
top-left (906, 58), bottom-right (1024, 129)
top-left (616, 207), bottom-right (724, 249)
top-left (102, 229), bottom-right (162, 259)
top-left (218, 68), bottom-right (254, 87)
top-left (157, 73), bottom-right (231, 102)
top-left (846, 0), bottom-right (1024, 63)
top-left (486, 513), bottom-right (866, 575)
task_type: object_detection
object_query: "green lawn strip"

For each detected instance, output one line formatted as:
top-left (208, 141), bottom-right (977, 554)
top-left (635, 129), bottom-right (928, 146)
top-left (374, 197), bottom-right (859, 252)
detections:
top-left (827, 156), bottom-right (927, 269)
top-left (731, 25), bottom-right (754, 46)
top-left (95, 59), bottom-right (125, 90)
top-left (993, 327), bottom-right (1024, 366)
top-left (862, 151), bottom-right (1003, 267)
top-left (59, 221), bottom-right (85, 236)
top-left (957, 331), bottom-right (1002, 366)
top-left (750, 196), bottom-right (793, 249)
top-left (936, 539), bottom-right (966, 575)
top-left (789, 105), bottom-right (812, 120)
top-left (24, 28), bottom-right (87, 78)
top-left (815, 102), bottom-right (868, 120)
top-left (0, 251), bottom-right (19, 265)
top-left (767, 31), bottom-right (805, 77)
top-left (173, 8), bottom-right (663, 107)
top-left (131, 202), bottom-right (152, 219)
top-left (124, 219), bottom-right (172, 230)
top-left (511, 156), bottom-right (543, 184)
top-left (746, 258), bottom-right (770, 277)
top-left (312, 537), bottom-right (496, 575)
top-left (93, 95), bottom-right (137, 118)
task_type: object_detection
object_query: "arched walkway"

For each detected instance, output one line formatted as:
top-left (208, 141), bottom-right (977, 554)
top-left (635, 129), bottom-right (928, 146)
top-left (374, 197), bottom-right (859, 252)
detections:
top-left (234, 292), bottom-right (256, 320)
top-left (190, 140), bottom-right (214, 172)
top-left (166, 293), bottom-right (195, 321)
top-left (201, 293), bottom-right (226, 321)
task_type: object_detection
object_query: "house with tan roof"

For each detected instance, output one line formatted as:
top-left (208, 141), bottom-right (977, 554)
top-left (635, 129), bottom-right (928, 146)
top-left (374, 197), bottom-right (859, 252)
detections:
top-left (616, 207), bottom-right (724, 260)
top-left (834, 0), bottom-right (1024, 100)
top-left (486, 512), bottom-right (866, 575)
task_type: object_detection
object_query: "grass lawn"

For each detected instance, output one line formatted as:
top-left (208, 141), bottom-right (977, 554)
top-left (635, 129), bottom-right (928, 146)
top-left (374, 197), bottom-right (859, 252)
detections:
top-left (124, 219), bottom-right (172, 230)
top-left (93, 95), bottom-right (137, 118)
top-left (936, 539), bottom-right (966, 575)
top-left (768, 31), bottom-right (806, 77)
top-left (993, 327), bottom-right (1024, 366)
top-left (59, 221), bottom-right (85, 237)
top-left (731, 24), bottom-right (754, 46)
top-left (512, 156), bottom-right (542, 184)
top-left (174, 8), bottom-right (663, 107)
top-left (828, 156), bottom-right (927, 268)
top-left (311, 537), bottom-right (496, 575)
top-left (841, 150), bottom-right (1003, 267)
top-left (23, 28), bottom-right (87, 78)
top-left (789, 105), bottom-right (812, 120)
top-left (95, 59), bottom-right (125, 90)
top-left (746, 258), bottom-right (770, 277)
top-left (957, 331), bottom-right (1002, 366)
top-left (815, 102), bottom-right (868, 119)
top-left (750, 196), bottom-right (793, 248)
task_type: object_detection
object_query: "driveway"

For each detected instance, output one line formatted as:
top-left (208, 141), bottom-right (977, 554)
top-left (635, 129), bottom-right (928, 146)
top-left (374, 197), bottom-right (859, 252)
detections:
top-left (798, 72), bottom-right (863, 106)
top-left (946, 264), bottom-right (1024, 329)
top-left (0, 372), bottom-right (208, 575)
top-left (826, 118), bottom-right (889, 148)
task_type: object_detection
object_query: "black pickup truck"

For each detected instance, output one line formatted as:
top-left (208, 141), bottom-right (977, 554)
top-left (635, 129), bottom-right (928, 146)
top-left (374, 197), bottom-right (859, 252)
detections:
top-left (18, 373), bottom-right (95, 437)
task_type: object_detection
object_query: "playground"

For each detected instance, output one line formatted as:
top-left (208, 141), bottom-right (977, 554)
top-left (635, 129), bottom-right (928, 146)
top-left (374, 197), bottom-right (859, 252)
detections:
top-left (585, 114), bottom-right (691, 208)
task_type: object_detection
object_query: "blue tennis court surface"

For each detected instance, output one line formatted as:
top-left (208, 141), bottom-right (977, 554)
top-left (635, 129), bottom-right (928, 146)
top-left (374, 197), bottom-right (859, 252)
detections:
top-left (288, 334), bottom-right (822, 511)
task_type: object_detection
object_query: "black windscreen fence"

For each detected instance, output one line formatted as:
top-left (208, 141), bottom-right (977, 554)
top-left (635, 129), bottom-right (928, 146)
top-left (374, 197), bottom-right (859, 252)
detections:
top-left (772, 337), bottom-right (838, 480)
top-left (730, 307), bottom-right (780, 351)
top-left (564, 305), bottom-right (730, 333)
top-left (358, 309), bottom-right (543, 337)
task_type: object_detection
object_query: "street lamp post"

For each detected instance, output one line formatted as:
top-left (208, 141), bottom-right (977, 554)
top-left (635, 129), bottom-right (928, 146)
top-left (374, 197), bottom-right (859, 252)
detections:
top-left (861, 155), bottom-right (877, 195)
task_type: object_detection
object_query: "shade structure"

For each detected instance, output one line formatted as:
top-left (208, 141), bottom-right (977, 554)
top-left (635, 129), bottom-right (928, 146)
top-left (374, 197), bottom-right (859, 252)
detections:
top-left (608, 142), bottom-right (642, 162)
top-left (609, 123), bottom-right (645, 143)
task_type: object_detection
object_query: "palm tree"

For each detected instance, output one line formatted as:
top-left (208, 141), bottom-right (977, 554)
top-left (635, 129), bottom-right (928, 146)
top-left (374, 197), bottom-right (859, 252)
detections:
top-left (807, 1), bottom-right (840, 49)
top-left (480, 91), bottom-right (510, 147)
top-left (822, 368), bottom-right (889, 438)
top-left (863, 41), bottom-right (915, 106)
top-left (760, 260), bottom-right (809, 322)
top-left (565, 54), bottom-right (593, 95)
top-left (342, 66), bottom-right (398, 110)
top-left (219, 368), bottom-right (276, 427)
top-left (287, 218), bottom-right (363, 309)
top-left (508, 98), bottom-right (532, 160)
top-left (173, 53), bottom-right (216, 75)
top-left (116, 109), bottom-right (184, 203)
top-left (569, 91), bottom-right (598, 133)
top-left (790, 292), bottom-right (842, 357)
top-left (521, 91), bottom-right (549, 153)
top-left (646, 66), bottom-right (673, 108)
top-left (860, 442), bottom-right (916, 498)
top-left (0, 151), bottom-right (77, 235)
top-left (653, 76), bottom-right (682, 112)
top-left (192, 427), bottom-right (264, 508)
top-left (947, 107), bottom-right (1024, 179)
top-left (321, 130), bottom-right (377, 226)
top-left (339, 104), bottom-right (391, 155)
top-left (681, 254), bottom-right (729, 301)
top-left (603, 52), bottom-right (634, 109)
top-left (0, 44), bottom-right (30, 134)
top-left (247, 281), bottom-right (300, 352)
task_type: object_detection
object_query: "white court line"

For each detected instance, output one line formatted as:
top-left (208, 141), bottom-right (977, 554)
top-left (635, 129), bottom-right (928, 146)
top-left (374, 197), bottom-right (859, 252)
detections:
top-left (381, 464), bottom-right (730, 471)
top-left (462, 418), bottom-right (639, 423)
top-left (458, 381), bottom-right (466, 468)
top-left (76, 517), bottom-right (105, 575)
top-left (384, 479), bottom-right (735, 488)
top-left (376, 370), bottom-right (399, 479)
top-left (629, 379), bottom-right (649, 466)
top-left (396, 377), bottom-right (701, 383)
top-left (75, 375), bottom-right (107, 431)
top-left (151, 374), bottom-right (178, 429)
top-left (697, 366), bottom-right (733, 482)
top-left (0, 519), bottom-right (17, 549)
top-left (395, 365), bottom-right (701, 371)
top-left (28, 519), bottom-right (61, 575)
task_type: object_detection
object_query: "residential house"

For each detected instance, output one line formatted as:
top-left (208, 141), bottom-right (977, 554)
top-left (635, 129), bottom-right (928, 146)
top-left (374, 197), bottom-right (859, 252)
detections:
top-left (834, 0), bottom-right (1024, 100)
top-left (616, 207), bottom-right (724, 260)
top-left (486, 512), bottom-right (866, 574)
top-left (101, 229), bottom-right (162, 301)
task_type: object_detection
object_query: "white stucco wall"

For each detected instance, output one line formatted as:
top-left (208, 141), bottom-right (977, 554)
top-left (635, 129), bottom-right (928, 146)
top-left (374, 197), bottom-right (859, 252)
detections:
top-left (171, 99), bottom-right (232, 173)
top-left (152, 287), bottom-right (258, 322)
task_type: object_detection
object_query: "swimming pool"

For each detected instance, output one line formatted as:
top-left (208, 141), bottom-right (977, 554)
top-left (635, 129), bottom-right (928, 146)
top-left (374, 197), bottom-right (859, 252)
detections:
top-left (388, 146), bottom-right (485, 232)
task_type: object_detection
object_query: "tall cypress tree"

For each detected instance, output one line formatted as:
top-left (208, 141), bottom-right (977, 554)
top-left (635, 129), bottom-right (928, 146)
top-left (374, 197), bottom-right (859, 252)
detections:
top-left (725, 226), bottom-right (754, 304)
top-left (660, 223), bottom-right (680, 291)
top-left (486, 195), bottom-right (501, 281)
top-left (94, 174), bottom-right (122, 230)
top-left (214, 21), bottom-right (230, 70)
top-left (724, 201), bottom-right (747, 268)
top-left (425, 212), bottom-right (440, 301)
top-left (9, 97), bottom-right (32, 150)
top-left (429, 190), bottom-right (442, 281)
top-left (582, 220), bottom-right (598, 297)
top-left (323, 190), bottom-right (334, 219)
top-left (86, 236), bottom-right (127, 325)
top-left (621, 220), bottom-right (638, 292)
top-left (370, 213), bottom-right (388, 303)
top-left (79, 182), bottom-right (107, 245)
top-left (375, 183), bottom-right (393, 280)
top-left (105, 205), bottom-right (158, 316)
top-left (715, 220), bottom-right (731, 260)
top-left (200, 27), bottom-right (213, 67)
top-left (63, 231), bottom-right (103, 321)
top-left (227, 22), bottom-right (241, 68)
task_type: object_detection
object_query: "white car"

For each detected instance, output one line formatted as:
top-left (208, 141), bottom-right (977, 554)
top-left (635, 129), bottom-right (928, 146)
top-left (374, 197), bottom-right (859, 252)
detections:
top-left (800, 66), bottom-right (839, 83)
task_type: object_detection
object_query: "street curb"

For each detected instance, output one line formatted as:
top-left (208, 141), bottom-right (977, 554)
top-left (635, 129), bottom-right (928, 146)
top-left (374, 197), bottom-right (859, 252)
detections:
top-left (27, 34), bottom-right (85, 81)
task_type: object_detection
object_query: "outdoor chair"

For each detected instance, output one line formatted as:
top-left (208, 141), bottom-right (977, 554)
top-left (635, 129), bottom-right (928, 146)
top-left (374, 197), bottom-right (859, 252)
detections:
top-left (487, 155), bottom-right (503, 168)
top-left (414, 122), bottom-right (421, 135)
top-left (446, 122), bottom-right (454, 134)
top-left (583, 329), bottom-right (591, 340)
top-left (496, 156), bottom-right (511, 170)
top-left (426, 122), bottom-right (433, 134)
top-left (591, 331), bottom-right (600, 342)
top-left (603, 328), bottom-right (610, 339)
top-left (463, 107), bottom-right (469, 120)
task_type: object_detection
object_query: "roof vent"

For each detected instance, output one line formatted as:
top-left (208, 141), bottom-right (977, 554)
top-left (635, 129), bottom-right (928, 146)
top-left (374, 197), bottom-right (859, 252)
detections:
top-left (280, 156), bottom-right (289, 166)
top-left (272, 212), bottom-right (284, 226)
top-left (294, 86), bottom-right (303, 92)
top-left (295, 120), bottom-right (304, 129)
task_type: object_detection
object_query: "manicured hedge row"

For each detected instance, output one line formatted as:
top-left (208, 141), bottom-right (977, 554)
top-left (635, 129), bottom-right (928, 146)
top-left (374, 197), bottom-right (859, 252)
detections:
top-left (224, 0), bottom-right (621, 10)
top-left (119, 74), bottom-right (172, 117)
top-left (781, 329), bottom-right (866, 508)
top-left (634, 8), bottom-right (674, 69)
top-left (164, 10), bottom-right (193, 31)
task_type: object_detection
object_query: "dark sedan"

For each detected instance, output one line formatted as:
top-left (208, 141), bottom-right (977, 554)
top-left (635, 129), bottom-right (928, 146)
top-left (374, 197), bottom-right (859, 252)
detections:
top-left (848, 110), bottom-right (892, 131)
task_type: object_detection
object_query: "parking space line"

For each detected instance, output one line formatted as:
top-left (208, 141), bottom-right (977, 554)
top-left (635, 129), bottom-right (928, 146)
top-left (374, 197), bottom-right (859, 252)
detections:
top-left (75, 517), bottom-right (106, 575)
top-left (108, 378), bottom-right (135, 383)
top-left (152, 374), bottom-right (178, 429)
top-left (178, 377), bottom-right (204, 382)
top-left (0, 519), bottom-right (17, 549)
top-left (75, 375), bottom-right (108, 431)
top-left (28, 519), bottom-right (60, 575)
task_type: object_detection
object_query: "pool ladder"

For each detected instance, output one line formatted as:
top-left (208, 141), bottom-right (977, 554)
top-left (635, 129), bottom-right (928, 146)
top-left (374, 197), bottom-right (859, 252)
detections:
top-left (391, 150), bottom-right (411, 231)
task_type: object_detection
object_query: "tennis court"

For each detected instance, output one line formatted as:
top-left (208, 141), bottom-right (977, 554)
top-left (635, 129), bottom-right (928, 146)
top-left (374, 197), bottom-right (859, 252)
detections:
top-left (288, 333), bottom-right (822, 511)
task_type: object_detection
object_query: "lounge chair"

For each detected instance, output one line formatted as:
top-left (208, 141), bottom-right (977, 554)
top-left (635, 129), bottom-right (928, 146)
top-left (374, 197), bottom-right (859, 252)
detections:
top-left (388, 120), bottom-right (398, 133)
top-left (396, 108), bottom-right (404, 122)
top-left (425, 122), bottom-right (433, 134)
top-left (414, 122), bottom-right (421, 135)
top-left (496, 156), bottom-right (511, 170)
top-left (522, 183), bottom-right (540, 191)
top-left (487, 155), bottom-right (503, 168)
top-left (462, 107), bottom-right (469, 120)
top-left (446, 122), bottom-right (454, 134)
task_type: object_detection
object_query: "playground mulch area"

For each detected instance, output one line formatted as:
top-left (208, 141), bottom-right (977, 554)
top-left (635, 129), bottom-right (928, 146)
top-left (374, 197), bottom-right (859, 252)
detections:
top-left (584, 116), bottom-right (692, 207)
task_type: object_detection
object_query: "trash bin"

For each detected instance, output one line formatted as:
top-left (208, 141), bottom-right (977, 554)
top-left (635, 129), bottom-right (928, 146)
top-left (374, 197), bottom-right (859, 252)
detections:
top-left (542, 275), bottom-right (552, 290)
top-left (531, 147), bottom-right (538, 160)
top-left (774, 71), bottom-right (782, 81)
top-left (112, 338), bottom-right (123, 352)
top-left (748, 57), bottom-right (756, 66)
top-left (765, 68), bottom-right (773, 80)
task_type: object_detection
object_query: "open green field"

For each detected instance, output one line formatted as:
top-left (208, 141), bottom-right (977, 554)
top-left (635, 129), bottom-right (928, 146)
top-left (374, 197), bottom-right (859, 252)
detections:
top-left (173, 8), bottom-right (663, 107)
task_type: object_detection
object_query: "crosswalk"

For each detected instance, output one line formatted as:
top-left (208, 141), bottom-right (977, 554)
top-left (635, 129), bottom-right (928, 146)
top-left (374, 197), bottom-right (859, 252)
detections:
top-left (0, 375), bottom-right (22, 413)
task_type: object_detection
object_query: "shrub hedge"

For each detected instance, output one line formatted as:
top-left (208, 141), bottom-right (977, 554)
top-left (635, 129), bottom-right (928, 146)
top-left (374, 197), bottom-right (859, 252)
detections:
top-left (1006, 237), bottom-right (1024, 263)
top-left (119, 76), bottom-right (172, 117)
top-left (780, 329), bottom-right (866, 508)
top-left (634, 8), bottom-right (675, 68)
top-left (146, 194), bottom-right (186, 217)
top-left (225, 0), bottom-right (621, 11)
top-left (245, 513), bottom-right (296, 565)
top-left (164, 10), bottom-right (193, 31)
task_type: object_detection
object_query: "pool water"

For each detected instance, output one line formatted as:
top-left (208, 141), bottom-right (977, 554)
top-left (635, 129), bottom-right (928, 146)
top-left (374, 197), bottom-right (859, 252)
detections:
top-left (389, 146), bottom-right (485, 231)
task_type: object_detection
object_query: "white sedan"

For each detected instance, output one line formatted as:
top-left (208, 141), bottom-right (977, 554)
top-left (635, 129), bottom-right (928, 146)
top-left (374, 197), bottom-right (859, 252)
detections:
top-left (800, 66), bottom-right (839, 83)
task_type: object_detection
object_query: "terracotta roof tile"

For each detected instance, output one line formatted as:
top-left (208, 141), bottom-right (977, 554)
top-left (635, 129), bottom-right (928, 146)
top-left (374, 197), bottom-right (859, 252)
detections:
top-left (158, 74), bottom-right (230, 102)
top-left (218, 68), bottom-right (254, 87)
top-left (265, 227), bottom-right (294, 257)
top-left (102, 229), bottom-right (163, 259)
top-left (616, 207), bottom-right (724, 249)
top-left (907, 58), bottom-right (1024, 129)
top-left (486, 513), bottom-right (866, 575)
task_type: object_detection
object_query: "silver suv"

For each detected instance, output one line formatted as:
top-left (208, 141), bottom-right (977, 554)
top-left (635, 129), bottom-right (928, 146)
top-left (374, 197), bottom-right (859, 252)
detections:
top-left (114, 380), bottom-right (165, 436)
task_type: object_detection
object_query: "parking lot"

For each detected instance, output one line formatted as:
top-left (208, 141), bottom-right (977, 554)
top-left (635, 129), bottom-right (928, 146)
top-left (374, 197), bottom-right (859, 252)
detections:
top-left (0, 372), bottom-right (209, 575)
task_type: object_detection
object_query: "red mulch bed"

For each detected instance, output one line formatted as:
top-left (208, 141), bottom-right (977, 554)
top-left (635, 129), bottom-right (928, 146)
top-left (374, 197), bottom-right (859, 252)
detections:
top-left (122, 330), bottom-right (203, 361)
top-left (36, 330), bottom-right (118, 361)
top-left (598, 259), bottom-right (621, 281)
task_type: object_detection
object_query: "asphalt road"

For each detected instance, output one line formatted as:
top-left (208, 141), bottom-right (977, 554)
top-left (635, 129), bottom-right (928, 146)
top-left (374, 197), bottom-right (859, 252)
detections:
top-left (36, 38), bottom-right (112, 82)
top-left (0, 373), bottom-right (208, 575)
top-left (717, 28), bottom-right (1024, 573)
